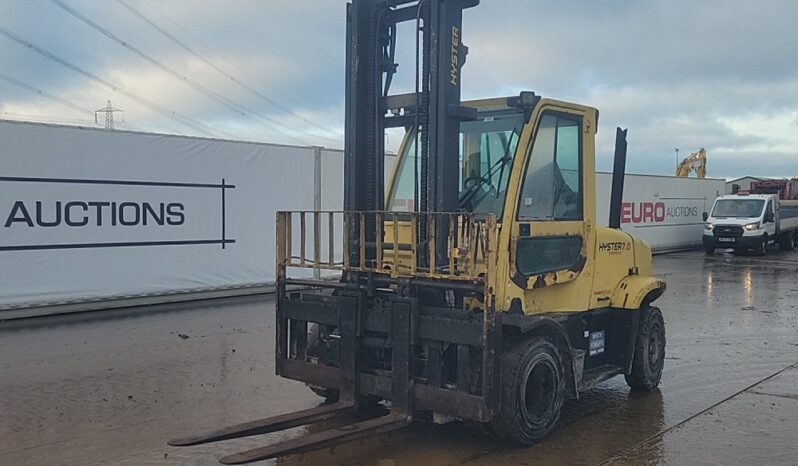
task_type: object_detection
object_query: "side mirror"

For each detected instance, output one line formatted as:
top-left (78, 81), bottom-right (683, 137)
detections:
top-left (765, 212), bottom-right (775, 223)
top-left (702, 212), bottom-right (708, 221)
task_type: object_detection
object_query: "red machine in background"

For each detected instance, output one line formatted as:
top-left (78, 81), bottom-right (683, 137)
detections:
top-left (750, 179), bottom-right (798, 200)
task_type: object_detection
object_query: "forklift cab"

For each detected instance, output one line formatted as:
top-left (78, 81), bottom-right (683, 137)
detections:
top-left (386, 96), bottom-right (605, 314)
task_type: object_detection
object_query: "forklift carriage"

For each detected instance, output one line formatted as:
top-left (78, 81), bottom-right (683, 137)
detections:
top-left (275, 210), bottom-right (501, 423)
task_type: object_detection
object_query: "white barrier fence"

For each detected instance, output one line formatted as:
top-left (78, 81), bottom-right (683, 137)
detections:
top-left (1, 120), bottom-right (317, 311)
top-left (1, 120), bottom-right (723, 312)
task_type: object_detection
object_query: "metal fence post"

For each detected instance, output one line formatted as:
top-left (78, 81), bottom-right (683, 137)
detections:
top-left (313, 146), bottom-right (323, 280)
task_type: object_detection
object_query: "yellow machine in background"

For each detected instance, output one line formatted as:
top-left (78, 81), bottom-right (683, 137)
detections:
top-left (676, 148), bottom-right (707, 178)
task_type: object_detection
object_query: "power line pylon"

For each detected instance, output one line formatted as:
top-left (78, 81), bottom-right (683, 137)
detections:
top-left (95, 99), bottom-right (124, 129)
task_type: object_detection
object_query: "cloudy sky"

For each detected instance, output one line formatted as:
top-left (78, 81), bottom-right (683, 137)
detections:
top-left (1, 0), bottom-right (797, 179)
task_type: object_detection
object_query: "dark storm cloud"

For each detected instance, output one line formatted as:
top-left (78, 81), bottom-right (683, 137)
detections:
top-left (0, 0), bottom-right (796, 177)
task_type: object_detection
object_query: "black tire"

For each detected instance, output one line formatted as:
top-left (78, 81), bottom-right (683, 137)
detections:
top-left (779, 231), bottom-right (795, 251)
top-left (704, 244), bottom-right (715, 255)
top-left (490, 337), bottom-right (565, 445)
top-left (309, 385), bottom-right (339, 403)
top-left (756, 235), bottom-right (768, 256)
top-left (306, 324), bottom-right (380, 406)
top-left (306, 324), bottom-right (339, 403)
top-left (625, 306), bottom-right (666, 391)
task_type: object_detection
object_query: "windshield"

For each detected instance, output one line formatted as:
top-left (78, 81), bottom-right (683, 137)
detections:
top-left (387, 112), bottom-right (524, 218)
top-left (711, 199), bottom-right (765, 218)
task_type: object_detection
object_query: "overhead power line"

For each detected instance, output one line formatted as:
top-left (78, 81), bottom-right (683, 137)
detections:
top-left (0, 71), bottom-right (94, 115)
top-left (0, 110), bottom-right (143, 131)
top-left (0, 24), bottom-right (237, 139)
top-left (2, 111), bottom-right (95, 125)
top-left (51, 0), bottom-right (311, 145)
top-left (115, 0), bottom-right (343, 141)
top-left (140, 0), bottom-right (343, 133)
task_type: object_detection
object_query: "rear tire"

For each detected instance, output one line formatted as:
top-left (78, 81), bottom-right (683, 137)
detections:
top-left (309, 385), bottom-right (339, 403)
top-left (490, 337), bottom-right (565, 445)
top-left (306, 324), bottom-right (380, 406)
top-left (780, 231), bottom-right (795, 251)
top-left (625, 307), bottom-right (666, 391)
top-left (306, 324), bottom-right (340, 403)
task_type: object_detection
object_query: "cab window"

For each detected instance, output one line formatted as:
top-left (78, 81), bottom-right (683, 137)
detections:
top-left (517, 114), bottom-right (582, 221)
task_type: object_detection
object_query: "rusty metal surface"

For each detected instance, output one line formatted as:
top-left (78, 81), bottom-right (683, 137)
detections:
top-left (275, 211), bottom-right (496, 283)
top-left (3, 250), bottom-right (798, 465)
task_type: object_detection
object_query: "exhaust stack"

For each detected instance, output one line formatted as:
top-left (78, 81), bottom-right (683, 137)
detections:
top-left (608, 127), bottom-right (628, 229)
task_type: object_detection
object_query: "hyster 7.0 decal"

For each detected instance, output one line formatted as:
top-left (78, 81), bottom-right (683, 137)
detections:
top-left (598, 241), bottom-right (631, 253)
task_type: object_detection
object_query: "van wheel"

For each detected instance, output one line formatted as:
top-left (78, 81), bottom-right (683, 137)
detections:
top-left (490, 337), bottom-right (565, 445)
top-left (626, 307), bottom-right (666, 391)
top-left (756, 235), bottom-right (768, 256)
top-left (780, 231), bottom-right (795, 251)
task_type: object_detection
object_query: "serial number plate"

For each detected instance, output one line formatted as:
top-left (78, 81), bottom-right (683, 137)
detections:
top-left (718, 237), bottom-right (736, 243)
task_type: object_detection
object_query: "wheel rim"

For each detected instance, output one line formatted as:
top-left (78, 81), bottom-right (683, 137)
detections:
top-left (521, 355), bottom-right (558, 424)
top-left (647, 322), bottom-right (663, 370)
top-left (761, 239), bottom-right (767, 254)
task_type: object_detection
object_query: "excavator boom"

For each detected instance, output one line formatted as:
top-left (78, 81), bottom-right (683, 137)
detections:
top-left (676, 147), bottom-right (707, 178)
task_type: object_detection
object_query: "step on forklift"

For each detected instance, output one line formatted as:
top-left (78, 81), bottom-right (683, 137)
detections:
top-left (169, 0), bottom-right (667, 463)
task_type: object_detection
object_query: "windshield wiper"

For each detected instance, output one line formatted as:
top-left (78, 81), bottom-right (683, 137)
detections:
top-left (458, 155), bottom-right (512, 209)
top-left (458, 131), bottom-right (517, 211)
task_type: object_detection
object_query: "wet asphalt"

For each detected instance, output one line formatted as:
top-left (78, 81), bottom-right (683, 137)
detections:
top-left (1, 249), bottom-right (797, 466)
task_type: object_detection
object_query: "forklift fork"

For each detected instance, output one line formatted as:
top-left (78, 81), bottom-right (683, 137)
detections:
top-left (167, 296), bottom-right (418, 464)
top-left (169, 403), bottom-right (409, 464)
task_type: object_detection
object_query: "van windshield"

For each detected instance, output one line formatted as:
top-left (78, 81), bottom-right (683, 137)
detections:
top-left (387, 112), bottom-right (524, 218)
top-left (711, 199), bottom-right (765, 218)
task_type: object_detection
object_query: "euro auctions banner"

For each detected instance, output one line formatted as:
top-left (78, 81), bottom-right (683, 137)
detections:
top-left (0, 120), bottom-right (317, 308)
top-left (596, 172), bottom-right (725, 252)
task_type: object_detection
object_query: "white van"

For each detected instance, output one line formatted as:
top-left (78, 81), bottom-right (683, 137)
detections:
top-left (703, 193), bottom-right (798, 255)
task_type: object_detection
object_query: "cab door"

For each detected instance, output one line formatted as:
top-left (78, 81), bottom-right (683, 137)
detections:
top-left (763, 198), bottom-right (777, 236)
top-left (499, 103), bottom-right (597, 314)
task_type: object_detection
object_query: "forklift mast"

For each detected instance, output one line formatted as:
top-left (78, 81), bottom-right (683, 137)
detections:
top-left (344, 0), bottom-right (479, 267)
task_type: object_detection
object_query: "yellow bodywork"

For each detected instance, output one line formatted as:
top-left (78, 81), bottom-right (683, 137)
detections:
top-left (385, 96), bottom-right (665, 315)
top-left (675, 148), bottom-right (707, 178)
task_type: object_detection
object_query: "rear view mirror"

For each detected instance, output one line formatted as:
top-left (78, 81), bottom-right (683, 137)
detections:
top-left (765, 212), bottom-right (775, 223)
top-left (702, 212), bottom-right (708, 221)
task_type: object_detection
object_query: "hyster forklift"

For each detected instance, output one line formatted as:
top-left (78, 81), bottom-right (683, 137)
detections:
top-left (170, 0), bottom-right (666, 463)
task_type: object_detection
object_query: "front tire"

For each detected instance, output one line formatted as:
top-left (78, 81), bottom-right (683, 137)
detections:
top-left (626, 307), bottom-right (666, 391)
top-left (756, 235), bottom-right (768, 256)
top-left (490, 337), bottom-right (565, 445)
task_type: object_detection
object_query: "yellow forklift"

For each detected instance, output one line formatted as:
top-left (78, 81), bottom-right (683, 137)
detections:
top-left (170, 0), bottom-right (666, 463)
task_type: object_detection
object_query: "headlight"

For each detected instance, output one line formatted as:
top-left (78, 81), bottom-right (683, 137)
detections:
top-left (704, 223), bottom-right (713, 231)
top-left (744, 222), bottom-right (760, 231)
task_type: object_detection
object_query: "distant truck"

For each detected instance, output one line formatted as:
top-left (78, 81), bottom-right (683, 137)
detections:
top-left (750, 179), bottom-right (798, 200)
top-left (703, 193), bottom-right (798, 255)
